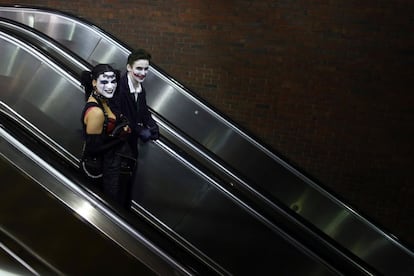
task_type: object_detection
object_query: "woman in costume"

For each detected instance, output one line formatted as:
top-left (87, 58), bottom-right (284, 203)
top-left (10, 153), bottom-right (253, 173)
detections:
top-left (80, 64), bottom-right (135, 208)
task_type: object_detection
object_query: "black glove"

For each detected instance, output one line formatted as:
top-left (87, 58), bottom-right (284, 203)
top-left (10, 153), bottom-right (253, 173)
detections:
top-left (149, 124), bottom-right (159, 140)
top-left (110, 116), bottom-right (131, 139)
top-left (139, 128), bottom-right (152, 143)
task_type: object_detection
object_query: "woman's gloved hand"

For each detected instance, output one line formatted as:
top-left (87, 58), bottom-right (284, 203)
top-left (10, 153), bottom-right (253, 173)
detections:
top-left (110, 116), bottom-right (131, 139)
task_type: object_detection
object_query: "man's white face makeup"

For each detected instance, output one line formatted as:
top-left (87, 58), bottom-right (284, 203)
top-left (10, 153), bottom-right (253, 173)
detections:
top-left (127, 59), bottom-right (149, 84)
top-left (95, 71), bottom-right (117, 98)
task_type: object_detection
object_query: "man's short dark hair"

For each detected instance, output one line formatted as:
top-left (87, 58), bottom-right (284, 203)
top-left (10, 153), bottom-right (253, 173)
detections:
top-left (127, 49), bottom-right (152, 66)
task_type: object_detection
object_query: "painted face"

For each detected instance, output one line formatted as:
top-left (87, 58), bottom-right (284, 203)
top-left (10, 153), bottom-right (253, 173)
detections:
top-left (95, 71), bottom-right (117, 98)
top-left (127, 59), bottom-right (149, 83)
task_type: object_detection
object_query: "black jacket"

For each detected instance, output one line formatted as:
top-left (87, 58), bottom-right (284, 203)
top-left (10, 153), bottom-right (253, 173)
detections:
top-left (109, 72), bottom-right (158, 156)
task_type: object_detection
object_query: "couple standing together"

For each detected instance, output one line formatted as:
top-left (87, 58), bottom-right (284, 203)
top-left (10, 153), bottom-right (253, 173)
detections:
top-left (80, 49), bottom-right (159, 208)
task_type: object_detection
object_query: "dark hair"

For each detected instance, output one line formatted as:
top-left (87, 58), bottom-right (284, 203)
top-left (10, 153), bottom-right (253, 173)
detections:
top-left (127, 48), bottom-right (152, 66)
top-left (80, 64), bottom-right (119, 100)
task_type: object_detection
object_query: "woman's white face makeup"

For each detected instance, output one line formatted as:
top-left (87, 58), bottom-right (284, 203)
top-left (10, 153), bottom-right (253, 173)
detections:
top-left (128, 59), bottom-right (149, 83)
top-left (96, 71), bottom-right (117, 98)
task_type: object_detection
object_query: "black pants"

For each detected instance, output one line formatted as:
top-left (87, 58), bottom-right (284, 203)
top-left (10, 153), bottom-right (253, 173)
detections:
top-left (102, 143), bottom-right (136, 208)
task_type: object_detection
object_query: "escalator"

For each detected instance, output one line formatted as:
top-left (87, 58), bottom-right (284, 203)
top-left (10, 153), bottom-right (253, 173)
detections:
top-left (1, 16), bottom-right (376, 274)
top-left (0, 10), bottom-right (376, 275)
top-left (0, 5), bottom-right (413, 275)
top-left (0, 20), bottom-right (357, 275)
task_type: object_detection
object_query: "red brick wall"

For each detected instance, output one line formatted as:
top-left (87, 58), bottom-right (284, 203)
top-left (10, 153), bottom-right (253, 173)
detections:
top-left (2, 1), bottom-right (413, 246)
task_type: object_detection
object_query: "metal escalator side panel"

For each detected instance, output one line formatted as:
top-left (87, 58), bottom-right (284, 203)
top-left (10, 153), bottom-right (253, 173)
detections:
top-left (0, 17), bottom-right (91, 78)
top-left (0, 7), bottom-right (129, 70)
top-left (0, 29), bottom-right (84, 163)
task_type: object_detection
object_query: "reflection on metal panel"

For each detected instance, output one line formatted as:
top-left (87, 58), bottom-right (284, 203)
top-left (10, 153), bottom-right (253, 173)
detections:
top-left (0, 246), bottom-right (37, 276)
top-left (0, 225), bottom-right (62, 275)
top-left (0, 17), bottom-right (90, 78)
top-left (0, 30), bottom-right (84, 156)
top-left (0, 8), bottom-right (129, 70)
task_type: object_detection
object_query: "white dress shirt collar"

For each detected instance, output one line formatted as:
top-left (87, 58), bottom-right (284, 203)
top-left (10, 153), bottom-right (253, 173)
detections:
top-left (127, 74), bottom-right (142, 94)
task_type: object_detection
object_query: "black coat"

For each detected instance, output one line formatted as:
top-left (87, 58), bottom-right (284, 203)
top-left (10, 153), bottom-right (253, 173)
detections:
top-left (109, 72), bottom-right (157, 157)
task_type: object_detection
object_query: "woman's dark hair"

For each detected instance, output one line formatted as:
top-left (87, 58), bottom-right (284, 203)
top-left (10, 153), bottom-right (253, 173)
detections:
top-left (80, 64), bottom-right (119, 100)
top-left (127, 48), bottom-right (151, 66)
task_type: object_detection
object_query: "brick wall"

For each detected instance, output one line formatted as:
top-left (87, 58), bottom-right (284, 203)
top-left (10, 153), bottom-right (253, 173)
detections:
top-left (1, 0), bottom-right (413, 246)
